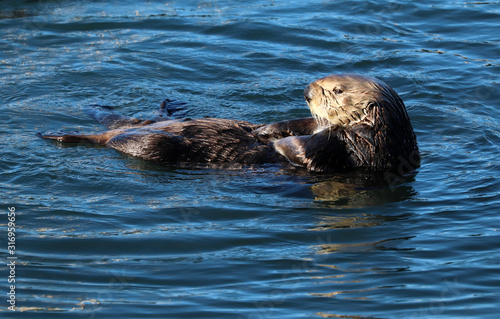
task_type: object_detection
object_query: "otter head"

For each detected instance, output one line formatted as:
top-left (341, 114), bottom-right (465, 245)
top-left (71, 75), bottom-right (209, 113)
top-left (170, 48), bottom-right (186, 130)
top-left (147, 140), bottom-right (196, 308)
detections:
top-left (304, 73), bottom-right (404, 128)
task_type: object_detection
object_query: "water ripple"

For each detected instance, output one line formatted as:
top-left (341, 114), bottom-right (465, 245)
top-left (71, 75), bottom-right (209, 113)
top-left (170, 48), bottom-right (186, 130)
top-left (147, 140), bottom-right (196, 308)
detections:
top-left (1, 0), bottom-right (499, 318)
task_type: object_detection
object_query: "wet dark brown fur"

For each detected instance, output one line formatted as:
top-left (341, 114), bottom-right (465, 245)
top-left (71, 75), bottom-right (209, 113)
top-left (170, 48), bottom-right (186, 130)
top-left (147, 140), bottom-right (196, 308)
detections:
top-left (38, 74), bottom-right (419, 173)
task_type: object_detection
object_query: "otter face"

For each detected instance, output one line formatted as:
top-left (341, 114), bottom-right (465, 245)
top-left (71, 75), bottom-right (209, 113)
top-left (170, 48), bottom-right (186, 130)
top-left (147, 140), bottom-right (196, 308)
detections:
top-left (304, 74), bottom-right (390, 127)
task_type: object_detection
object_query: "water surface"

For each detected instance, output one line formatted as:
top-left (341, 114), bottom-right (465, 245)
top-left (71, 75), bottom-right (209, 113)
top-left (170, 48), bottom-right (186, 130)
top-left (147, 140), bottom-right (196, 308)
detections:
top-left (1, 0), bottom-right (499, 318)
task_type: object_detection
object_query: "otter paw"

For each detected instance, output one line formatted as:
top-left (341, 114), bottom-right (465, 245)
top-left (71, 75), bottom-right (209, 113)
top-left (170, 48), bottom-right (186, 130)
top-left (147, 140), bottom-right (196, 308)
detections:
top-left (253, 124), bottom-right (292, 139)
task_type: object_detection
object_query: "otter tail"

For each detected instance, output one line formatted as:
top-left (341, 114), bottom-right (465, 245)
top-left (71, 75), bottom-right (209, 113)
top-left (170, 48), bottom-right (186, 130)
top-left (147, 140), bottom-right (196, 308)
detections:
top-left (36, 132), bottom-right (107, 145)
top-left (37, 99), bottom-right (187, 146)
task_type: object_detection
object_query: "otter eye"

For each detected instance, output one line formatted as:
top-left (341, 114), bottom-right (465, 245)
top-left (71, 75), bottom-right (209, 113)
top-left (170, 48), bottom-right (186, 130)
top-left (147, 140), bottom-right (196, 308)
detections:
top-left (333, 88), bottom-right (343, 94)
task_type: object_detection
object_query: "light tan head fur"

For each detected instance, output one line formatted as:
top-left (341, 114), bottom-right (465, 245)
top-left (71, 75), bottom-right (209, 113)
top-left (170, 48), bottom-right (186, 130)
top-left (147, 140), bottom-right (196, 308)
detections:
top-left (304, 74), bottom-right (402, 128)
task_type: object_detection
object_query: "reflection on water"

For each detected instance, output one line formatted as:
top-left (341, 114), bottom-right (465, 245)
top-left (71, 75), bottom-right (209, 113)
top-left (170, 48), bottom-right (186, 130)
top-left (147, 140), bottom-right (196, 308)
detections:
top-left (312, 235), bottom-right (414, 254)
top-left (310, 213), bottom-right (407, 231)
top-left (0, 9), bottom-right (33, 20)
top-left (303, 202), bottom-right (415, 317)
top-left (310, 171), bottom-right (417, 208)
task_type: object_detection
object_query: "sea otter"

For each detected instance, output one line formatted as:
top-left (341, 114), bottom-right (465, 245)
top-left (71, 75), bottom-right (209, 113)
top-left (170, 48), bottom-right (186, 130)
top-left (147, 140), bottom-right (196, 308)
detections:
top-left (38, 74), bottom-right (419, 173)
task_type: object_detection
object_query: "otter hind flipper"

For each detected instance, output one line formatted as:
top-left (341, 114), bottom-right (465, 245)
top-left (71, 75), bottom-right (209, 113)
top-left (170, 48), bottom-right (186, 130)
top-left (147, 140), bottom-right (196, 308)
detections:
top-left (154, 99), bottom-right (187, 121)
top-left (85, 104), bottom-right (147, 129)
top-left (86, 99), bottom-right (188, 129)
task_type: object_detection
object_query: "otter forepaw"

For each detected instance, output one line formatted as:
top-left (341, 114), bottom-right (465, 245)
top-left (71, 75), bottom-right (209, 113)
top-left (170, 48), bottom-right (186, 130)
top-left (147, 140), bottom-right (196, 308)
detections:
top-left (253, 123), bottom-right (293, 143)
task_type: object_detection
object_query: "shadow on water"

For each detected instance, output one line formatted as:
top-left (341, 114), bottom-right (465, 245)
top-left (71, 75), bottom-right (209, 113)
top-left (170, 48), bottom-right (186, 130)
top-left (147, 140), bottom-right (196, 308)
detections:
top-left (115, 150), bottom-right (419, 209)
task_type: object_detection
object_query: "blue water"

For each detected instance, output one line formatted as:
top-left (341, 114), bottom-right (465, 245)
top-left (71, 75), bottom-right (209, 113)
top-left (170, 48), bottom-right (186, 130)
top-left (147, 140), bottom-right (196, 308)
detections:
top-left (1, 0), bottom-right (499, 318)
